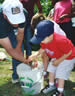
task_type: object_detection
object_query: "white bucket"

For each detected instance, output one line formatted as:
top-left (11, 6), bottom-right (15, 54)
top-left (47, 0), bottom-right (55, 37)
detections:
top-left (17, 62), bottom-right (44, 95)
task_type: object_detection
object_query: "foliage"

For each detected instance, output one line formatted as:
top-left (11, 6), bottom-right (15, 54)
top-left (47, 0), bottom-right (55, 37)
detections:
top-left (34, 0), bottom-right (53, 16)
top-left (0, 54), bottom-right (75, 96)
top-left (0, 0), bottom-right (53, 16)
top-left (41, 0), bottom-right (53, 16)
top-left (0, 0), bottom-right (4, 4)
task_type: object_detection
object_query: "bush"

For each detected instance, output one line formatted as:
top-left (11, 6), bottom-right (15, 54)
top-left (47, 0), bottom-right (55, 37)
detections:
top-left (0, 0), bottom-right (4, 4)
top-left (41, 0), bottom-right (53, 16)
top-left (0, 0), bottom-right (53, 16)
top-left (34, 0), bottom-right (53, 16)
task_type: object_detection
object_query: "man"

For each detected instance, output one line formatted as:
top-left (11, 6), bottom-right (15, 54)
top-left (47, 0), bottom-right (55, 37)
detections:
top-left (20, 0), bottom-right (42, 59)
top-left (1, 0), bottom-right (29, 83)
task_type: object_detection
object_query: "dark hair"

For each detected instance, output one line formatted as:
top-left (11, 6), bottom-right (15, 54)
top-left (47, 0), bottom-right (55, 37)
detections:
top-left (31, 13), bottom-right (46, 30)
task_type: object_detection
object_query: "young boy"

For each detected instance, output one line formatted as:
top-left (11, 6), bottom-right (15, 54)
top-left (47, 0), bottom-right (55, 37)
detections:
top-left (31, 13), bottom-right (66, 77)
top-left (29, 20), bottom-right (75, 96)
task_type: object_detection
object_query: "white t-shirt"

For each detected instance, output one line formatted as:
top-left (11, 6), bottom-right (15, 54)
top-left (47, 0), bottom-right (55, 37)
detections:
top-left (52, 20), bottom-right (66, 36)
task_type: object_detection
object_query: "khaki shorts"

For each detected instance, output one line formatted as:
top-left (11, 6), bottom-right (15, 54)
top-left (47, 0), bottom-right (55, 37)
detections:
top-left (47, 58), bottom-right (75, 80)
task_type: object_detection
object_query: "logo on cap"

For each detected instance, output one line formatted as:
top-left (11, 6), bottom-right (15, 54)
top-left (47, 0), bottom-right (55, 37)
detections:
top-left (34, 29), bottom-right (37, 35)
top-left (12, 7), bottom-right (20, 14)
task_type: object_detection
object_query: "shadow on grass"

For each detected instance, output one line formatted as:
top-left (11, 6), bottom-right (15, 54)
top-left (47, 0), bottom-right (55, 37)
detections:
top-left (0, 80), bottom-right (75, 96)
top-left (0, 81), bottom-right (23, 96)
top-left (72, 66), bottom-right (75, 72)
top-left (65, 80), bottom-right (75, 96)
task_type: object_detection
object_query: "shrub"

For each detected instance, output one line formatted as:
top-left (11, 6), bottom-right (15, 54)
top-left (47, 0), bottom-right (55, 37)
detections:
top-left (34, 0), bottom-right (53, 16)
top-left (0, 0), bottom-right (53, 16)
top-left (0, 0), bottom-right (4, 4)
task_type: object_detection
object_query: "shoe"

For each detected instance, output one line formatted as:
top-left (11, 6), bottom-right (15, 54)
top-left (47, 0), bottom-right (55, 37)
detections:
top-left (12, 79), bottom-right (19, 84)
top-left (51, 90), bottom-right (64, 96)
top-left (41, 84), bottom-right (56, 94)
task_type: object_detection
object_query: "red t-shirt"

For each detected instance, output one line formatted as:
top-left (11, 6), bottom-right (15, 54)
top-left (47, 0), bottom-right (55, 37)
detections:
top-left (20, 0), bottom-right (42, 17)
top-left (41, 33), bottom-right (75, 59)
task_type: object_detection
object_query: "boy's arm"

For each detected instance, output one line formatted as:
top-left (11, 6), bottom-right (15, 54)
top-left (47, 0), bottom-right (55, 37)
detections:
top-left (53, 50), bottom-right (72, 66)
top-left (41, 52), bottom-right (49, 72)
top-left (29, 48), bottom-right (45, 61)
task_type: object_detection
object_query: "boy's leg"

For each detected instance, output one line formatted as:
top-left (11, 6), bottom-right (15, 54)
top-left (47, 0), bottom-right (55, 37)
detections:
top-left (51, 79), bottom-right (65, 96)
top-left (51, 59), bottom-right (75, 96)
top-left (49, 72), bottom-right (55, 84)
top-left (41, 59), bottom-right (57, 94)
top-left (58, 79), bottom-right (64, 90)
top-left (41, 73), bottom-right (56, 94)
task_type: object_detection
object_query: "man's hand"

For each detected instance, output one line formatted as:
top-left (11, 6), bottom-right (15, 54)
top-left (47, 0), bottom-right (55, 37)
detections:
top-left (23, 58), bottom-right (32, 65)
top-left (28, 55), bottom-right (38, 68)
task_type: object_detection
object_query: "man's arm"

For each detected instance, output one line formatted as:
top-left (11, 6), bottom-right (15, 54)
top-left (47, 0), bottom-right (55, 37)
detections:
top-left (0, 37), bottom-right (28, 63)
top-left (36, 0), bottom-right (42, 13)
top-left (16, 26), bottom-right (24, 56)
top-left (16, 27), bottom-right (24, 48)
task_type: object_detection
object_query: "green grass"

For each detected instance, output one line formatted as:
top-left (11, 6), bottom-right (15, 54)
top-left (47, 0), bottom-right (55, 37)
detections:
top-left (0, 48), bottom-right (75, 96)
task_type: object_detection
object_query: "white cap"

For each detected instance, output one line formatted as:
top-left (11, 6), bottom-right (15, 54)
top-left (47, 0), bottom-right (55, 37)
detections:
top-left (2, 0), bottom-right (25, 24)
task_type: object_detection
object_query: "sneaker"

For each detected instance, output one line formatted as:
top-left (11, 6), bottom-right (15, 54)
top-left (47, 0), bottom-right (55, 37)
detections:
top-left (51, 90), bottom-right (64, 96)
top-left (12, 79), bottom-right (19, 84)
top-left (41, 84), bottom-right (56, 94)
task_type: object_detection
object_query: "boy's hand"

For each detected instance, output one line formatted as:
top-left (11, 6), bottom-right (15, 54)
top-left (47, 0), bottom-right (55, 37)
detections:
top-left (52, 60), bottom-right (60, 66)
top-left (32, 61), bottom-right (38, 68)
top-left (28, 55), bottom-right (37, 62)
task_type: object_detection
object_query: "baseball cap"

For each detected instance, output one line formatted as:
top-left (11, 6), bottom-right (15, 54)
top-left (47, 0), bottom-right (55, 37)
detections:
top-left (2, 0), bottom-right (25, 24)
top-left (30, 20), bottom-right (54, 44)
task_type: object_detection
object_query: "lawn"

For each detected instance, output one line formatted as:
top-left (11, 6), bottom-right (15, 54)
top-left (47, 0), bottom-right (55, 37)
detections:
top-left (0, 48), bottom-right (75, 96)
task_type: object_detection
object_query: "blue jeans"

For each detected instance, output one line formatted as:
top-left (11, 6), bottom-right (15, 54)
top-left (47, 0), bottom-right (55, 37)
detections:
top-left (24, 17), bottom-right (33, 56)
top-left (8, 28), bottom-right (24, 80)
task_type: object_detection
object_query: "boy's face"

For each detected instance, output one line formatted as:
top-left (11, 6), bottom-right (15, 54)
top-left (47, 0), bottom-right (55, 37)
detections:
top-left (41, 37), bottom-right (50, 44)
top-left (41, 34), bottom-right (53, 44)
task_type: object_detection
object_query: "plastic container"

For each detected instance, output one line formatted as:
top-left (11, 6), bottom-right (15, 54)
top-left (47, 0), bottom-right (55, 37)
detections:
top-left (17, 62), bottom-right (44, 95)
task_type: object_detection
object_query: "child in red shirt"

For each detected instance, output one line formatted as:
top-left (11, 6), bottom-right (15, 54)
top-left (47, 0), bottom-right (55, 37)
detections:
top-left (29, 20), bottom-right (75, 96)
